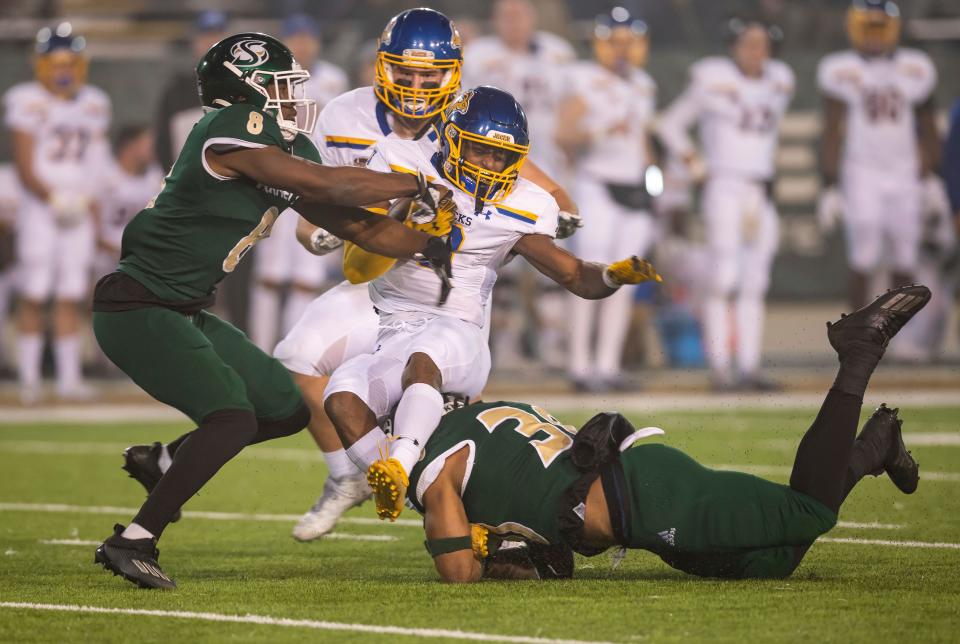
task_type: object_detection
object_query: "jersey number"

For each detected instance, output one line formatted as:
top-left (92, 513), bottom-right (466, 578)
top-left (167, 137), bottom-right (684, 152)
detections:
top-left (222, 206), bottom-right (279, 273)
top-left (50, 126), bottom-right (91, 162)
top-left (246, 111), bottom-right (264, 135)
top-left (476, 405), bottom-right (576, 467)
top-left (863, 88), bottom-right (905, 123)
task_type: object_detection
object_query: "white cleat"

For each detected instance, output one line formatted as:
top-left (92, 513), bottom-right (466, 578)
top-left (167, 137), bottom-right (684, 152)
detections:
top-left (56, 382), bottom-right (97, 403)
top-left (292, 475), bottom-right (372, 542)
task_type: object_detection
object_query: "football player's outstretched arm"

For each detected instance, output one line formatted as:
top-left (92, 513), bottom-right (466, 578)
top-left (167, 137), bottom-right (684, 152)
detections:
top-left (422, 473), bottom-right (482, 584)
top-left (206, 145), bottom-right (426, 207)
top-left (513, 233), bottom-right (661, 300)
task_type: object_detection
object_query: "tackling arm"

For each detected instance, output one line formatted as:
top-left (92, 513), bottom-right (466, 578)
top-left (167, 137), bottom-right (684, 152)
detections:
top-left (513, 234), bottom-right (661, 299)
top-left (206, 145), bottom-right (424, 207)
top-left (422, 470), bottom-right (483, 583)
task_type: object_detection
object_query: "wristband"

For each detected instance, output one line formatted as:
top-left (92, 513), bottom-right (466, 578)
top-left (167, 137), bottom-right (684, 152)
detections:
top-left (601, 267), bottom-right (621, 290)
top-left (424, 536), bottom-right (473, 557)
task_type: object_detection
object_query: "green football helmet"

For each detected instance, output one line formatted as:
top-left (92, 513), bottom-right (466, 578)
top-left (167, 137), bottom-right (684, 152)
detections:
top-left (196, 32), bottom-right (317, 141)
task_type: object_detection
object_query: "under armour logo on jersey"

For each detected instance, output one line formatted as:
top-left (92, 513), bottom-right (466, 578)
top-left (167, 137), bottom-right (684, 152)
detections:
top-left (480, 209), bottom-right (493, 221)
top-left (229, 40), bottom-right (269, 67)
top-left (657, 528), bottom-right (676, 547)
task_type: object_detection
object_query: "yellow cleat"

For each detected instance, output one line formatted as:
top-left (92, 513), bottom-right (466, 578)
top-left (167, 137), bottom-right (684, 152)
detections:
top-left (366, 458), bottom-right (409, 521)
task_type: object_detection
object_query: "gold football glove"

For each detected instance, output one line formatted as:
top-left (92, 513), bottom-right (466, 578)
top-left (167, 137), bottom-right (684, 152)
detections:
top-left (402, 195), bottom-right (455, 237)
top-left (604, 256), bottom-right (662, 287)
top-left (471, 524), bottom-right (490, 560)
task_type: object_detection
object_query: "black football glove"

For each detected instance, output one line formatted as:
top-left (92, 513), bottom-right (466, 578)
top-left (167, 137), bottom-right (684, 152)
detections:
top-left (417, 235), bottom-right (453, 306)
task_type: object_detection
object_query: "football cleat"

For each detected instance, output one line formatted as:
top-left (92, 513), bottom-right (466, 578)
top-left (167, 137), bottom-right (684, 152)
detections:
top-left (292, 475), bottom-right (372, 542)
top-left (366, 458), bottom-right (409, 521)
top-left (122, 443), bottom-right (181, 523)
top-left (856, 403), bottom-right (919, 494)
top-left (94, 524), bottom-right (175, 589)
top-left (827, 285), bottom-right (931, 357)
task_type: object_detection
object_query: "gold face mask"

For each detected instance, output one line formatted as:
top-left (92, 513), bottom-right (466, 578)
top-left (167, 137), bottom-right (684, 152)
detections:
top-left (846, 6), bottom-right (901, 55)
top-left (374, 52), bottom-right (462, 119)
top-left (34, 49), bottom-right (88, 96)
top-left (441, 123), bottom-right (529, 203)
top-left (593, 28), bottom-right (649, 70)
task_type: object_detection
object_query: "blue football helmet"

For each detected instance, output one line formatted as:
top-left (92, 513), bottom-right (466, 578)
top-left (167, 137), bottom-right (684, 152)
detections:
top-left (436, 86), bottom-right (530, 203)
top-left (375, 8), bottom-right (463, 119)
top-left (34, 22), bottom-right (87, 94)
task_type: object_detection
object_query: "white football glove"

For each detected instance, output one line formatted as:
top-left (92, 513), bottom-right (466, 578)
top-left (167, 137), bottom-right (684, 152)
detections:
top-left (50, 191), bottom-right (91, 227)
top-left (409, 171), bottom-right (451, 225)
top-left (556, 210), bottom-right (583, 240)
top-left (307, 226), bottom-right (343, 256)
top-left (816, 187), bottom-right (844, 233)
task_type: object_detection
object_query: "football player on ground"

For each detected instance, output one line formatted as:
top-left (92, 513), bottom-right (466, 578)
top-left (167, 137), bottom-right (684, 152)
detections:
top-left (93, 32), bottom-right (453, 589)
top-left (817, 0), bottom-right (939, 309)
top-left (322, 86), bottom-right (661, 524)
top-left (555, 7), bottom-right (657, 392)
top-left (92, 125), bottom-right (164, 279)
top-left (248, 14), bottom-right (349, 351)
top-left (4, 23), bottom-right (112, 403)
top-left (0, 165), bottom-right (19, 375)
top-left (410, 285), bottom-right (929, 582)
top-left (271, 8), bottom-right (577, 541)
top-left (658, 18), bottom-right (795, 391)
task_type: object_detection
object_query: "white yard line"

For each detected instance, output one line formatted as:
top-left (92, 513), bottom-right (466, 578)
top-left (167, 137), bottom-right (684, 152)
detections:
top-left (819, 537), bottom-right (960, 550)
top-left (0, 503), bottom-right (421, 528)
top-left (38, 539), bottom-right (101, 546)
top-left (0, 602), bottom-right (611, 644)
top-left (709, 463), bottom-right (960, 482)
top-left (0, 391), bottom-right (957, 424)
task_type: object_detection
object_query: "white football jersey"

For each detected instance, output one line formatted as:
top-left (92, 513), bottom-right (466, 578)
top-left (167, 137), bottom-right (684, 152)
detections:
top-left (565, 61), bottom-right (656, 184)
top-left (314, 86), bottom-right (441, 168)
top-left (0, 164), bottom-right (21, 226)
top-left (817, 48), bottom-right (937, 178)
top-left (658, 57), bottom-right (794, 181)
top-left (462, 33), bottom-right (575, 176)
top-left (366, 138), bottom-right (559, 326)
top-left (97, 162), bottom-right (164, 250)
top-left (3, 81), bottom-right (112, 196)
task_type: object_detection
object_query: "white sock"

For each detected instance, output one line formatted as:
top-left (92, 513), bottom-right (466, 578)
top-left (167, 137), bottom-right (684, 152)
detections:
top-left (735, 293), bottom-right (765, 376)
top-left (323, 448), bottom-right (358, 479)
top-left (282, 289), bottom-right (315, 336)
top-left (121, 522), bottom-right (154, 540)
top-left (567, 294), bottom-right (595, 380)
top-left (391, 383), bottom-right (444, 474)
top-left (703, 294), bottom-right (732, 379)
top-left (248, 284), bottom-right (281, 351)
top-left (595, 286), bottom-right (634, 379)
top-left (157, 445), bottom-right (173, 474)
top-left (54, 335), bottom-right (82, 391)
top-left (344, 428), bottom-right (388, 472)
top-left (17, 333), bottom-right (43, 389)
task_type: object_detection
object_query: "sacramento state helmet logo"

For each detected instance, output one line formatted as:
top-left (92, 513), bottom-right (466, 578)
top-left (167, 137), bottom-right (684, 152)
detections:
top-left (229, 39), bottom-right (270, 67)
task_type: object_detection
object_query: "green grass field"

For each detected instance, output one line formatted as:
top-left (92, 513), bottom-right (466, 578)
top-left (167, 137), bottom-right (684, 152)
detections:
top-left (1, 404), bottom-right (958, 642)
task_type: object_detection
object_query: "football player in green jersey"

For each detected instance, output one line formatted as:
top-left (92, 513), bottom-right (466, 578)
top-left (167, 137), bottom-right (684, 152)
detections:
top-left (409, 285), bottom-right (928, 582)
top-left (93, 33), bottom-right (453, 589)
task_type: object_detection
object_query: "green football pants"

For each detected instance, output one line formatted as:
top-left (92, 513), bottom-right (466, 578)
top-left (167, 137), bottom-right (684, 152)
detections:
top-left (94, 307), bottom-right (302, 425)
top-left (620, 444), bottom-right (838, 579)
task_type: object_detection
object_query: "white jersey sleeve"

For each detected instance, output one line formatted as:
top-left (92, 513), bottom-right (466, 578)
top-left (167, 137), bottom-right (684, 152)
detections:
top-left (817, 51), bottom-right (859, 103)
top-left (897, 48), bottom-right (937, 104)
top-left (4, 83), bottom-right (45, 133)
top-left (657, 65), bottom-right (709, 159)
top-left (313, 88), bottom-right (381, 168)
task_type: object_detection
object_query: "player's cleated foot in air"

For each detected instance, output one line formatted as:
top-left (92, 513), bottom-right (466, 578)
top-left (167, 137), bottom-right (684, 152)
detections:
top-left (122, 443), bottom-right (181, 523)
top-left (292, 475), bottom-right (372, 541)
top-left (827, 285), bottom-right (931, 357)
top-left (856, 403), bottom-right (919, 494)
top-left (94, 524), bottom-right (175, 589)
top-left (367, 458), bottom-right (409, 521)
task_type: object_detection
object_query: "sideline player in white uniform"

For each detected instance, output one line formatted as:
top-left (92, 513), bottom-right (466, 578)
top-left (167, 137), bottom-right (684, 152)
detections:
top-left (658, 19), bottom-right (794, 391)
top-left (323, 86), bottom-right (661, 522)
top-left (0, 165), bottom-right (20, 374)
top-left (555, 8), bottom-right (657, 391)
top-left (4, 23), bottom-right (111, 403)
top-left (248, 14), bottom-right (349, 351)
top-left (816, 0), bottom-right (939, 309)
top-left (93, 126), bottom-right (163, 279)
top-left (271, 9), bottom-right (579, 541)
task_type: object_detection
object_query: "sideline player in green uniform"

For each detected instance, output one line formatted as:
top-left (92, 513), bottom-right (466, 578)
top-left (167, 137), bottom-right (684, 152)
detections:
top-left (409, 285), bottom-right (929, 582)
top-left (93, 33), bottom-right (453, 589)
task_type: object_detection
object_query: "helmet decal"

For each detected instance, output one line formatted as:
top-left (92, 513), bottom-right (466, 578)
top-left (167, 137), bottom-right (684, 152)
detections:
top-left (229, 39), bottom-right (270, 67)
top-left (448, 89), bottom-right (474, 116)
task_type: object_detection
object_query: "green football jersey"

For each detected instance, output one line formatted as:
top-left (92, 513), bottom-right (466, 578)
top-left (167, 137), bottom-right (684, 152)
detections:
top-left (408, 401), bottom-right (581, 545)
top-left (117, 104), bottom-right (322, 302)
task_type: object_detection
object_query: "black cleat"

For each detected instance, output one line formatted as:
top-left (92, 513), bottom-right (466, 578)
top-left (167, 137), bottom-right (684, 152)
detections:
top-left (827, 285), bottom-right (931, 357)
top-left (94, 524), bottom-right (176, 589)
top-left (122, 443), bottom-right (180, 523)
top-left (856, 403), bottom-right (919, 494)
